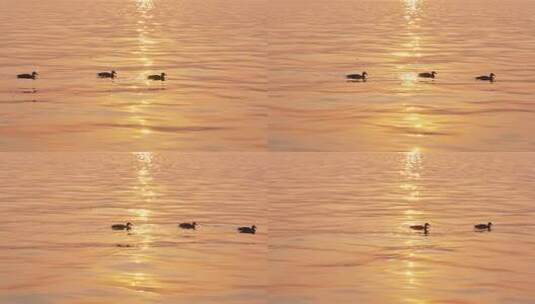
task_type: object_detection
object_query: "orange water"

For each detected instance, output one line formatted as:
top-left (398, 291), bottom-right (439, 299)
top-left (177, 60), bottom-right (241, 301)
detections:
top-left (268, 152), bottom-right (535, 303)
top-left (268, 0), bottom-right (535, 151)
top-left (2, 0), bottom-right (535, 303)
top-left (1, 152), bottom-right (534, 303)
top-left (0, 153), bottom-right (267, 304)
top-left (3, 0), bottom-right (535, 152)
top-left (0, 0), bottom-right (266, 151)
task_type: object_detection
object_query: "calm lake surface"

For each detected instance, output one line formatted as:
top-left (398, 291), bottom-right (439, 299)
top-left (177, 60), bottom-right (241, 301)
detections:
top-left (2, 0), bottom-right (535, 151)
top-left (269, 0), bottom-right (535, 151)
top-left (269, 152), bottom-right (535, 303)
top-left (0, 0), bottom-right (266, 151)
top-left (0, 153), bottom-right (267, 304)
top-left (1, 152), bottom-right (535, 303)
top-left (2, 0), bottom-right (534, 302)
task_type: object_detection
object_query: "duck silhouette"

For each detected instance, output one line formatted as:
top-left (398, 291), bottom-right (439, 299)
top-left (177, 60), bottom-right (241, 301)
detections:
top-left (111, 222), bottom-right (132, 230)
top-left (148, 73), bottom-right (166, 81)
top-left (474, 222), bottom-right (492, 231)
top-left (476, 73), bottom-right (495, 82)
top-left (17, 71), bottom-right (38, 79)
top-left (410, 223), bottom-right (430, 232)
top-left (418, 71), bottom-right (437, 78)
top-left (179, 222), bottom-right (197, 229)
top-left (98, 70), bottom-right (116, 79)
top-left (346, 71), bottom-right (367, 81)
top-left (238, 225), bottom-right (257, 234)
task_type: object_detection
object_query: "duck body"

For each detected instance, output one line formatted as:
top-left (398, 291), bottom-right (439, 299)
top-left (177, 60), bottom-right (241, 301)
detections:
top-left (179, 222), bottom-right (197, 229)
top-left (418, 71), bottom-right (437, 78)
top-left (148, 73), bottom-right (166, 81)
top-left (346, 71), bottom-right (367, 81)
top-left (476, 73), bottom-right (495, 82)
top-left (238, 225), bottom-right (257, 234)
top-left (98, 71), bottom-right (116, 78)
top-left (111, 222), bottom-right (133, 231)
top-left (410, 223), bottom-right (430, 231)
top-left (474, 222), bottom-right (492, 230)
top-left (17, 72), bottom-right (38, 79)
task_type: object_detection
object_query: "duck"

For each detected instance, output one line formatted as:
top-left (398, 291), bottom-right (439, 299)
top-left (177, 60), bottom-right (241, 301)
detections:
top-left (418, 71), bottom-right (437, 78)
top-left (474, 222), bottom-right (492, 230)
top-left (97, 70), bottom-right (116, 78)
top-left (346, 71), bottom-right (367, 81)
top-left (476, 73), bottom-right (495, 82)
top-left (238, 225), bottom-right (257, 234)
top-left (148, 73), bottom-right (166, 81)
top-left (410, 223), bottom-right (430, 231)
top-left (111, 222), bottom-right (133, 230)
top-left (179, 222), bottom-right (197, 229)
top-left (17, 71), bottom-right (38, 79)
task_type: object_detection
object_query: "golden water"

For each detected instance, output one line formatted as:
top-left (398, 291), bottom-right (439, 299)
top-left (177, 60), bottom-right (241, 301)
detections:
top-left (1, 153), bottom-right (534, 303)
top-left (268, 0), bottom-right (535, 151)
top-left (1, 0), bottom-right (535, 303)
top-left (268, 152), bottom-right (535, 303)
top-left (0, 153), bottom-right (267, 303)
top-left (0, 0), bottom-right (266, 151)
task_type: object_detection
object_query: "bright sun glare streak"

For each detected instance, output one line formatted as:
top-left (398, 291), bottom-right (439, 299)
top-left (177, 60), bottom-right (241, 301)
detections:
top-left (400, 72), bottom-right (418, 87)
top-left (400, 147), bottom-right (423, 228)
top-left (401, 147), bottom-right (422, 202)
top-left (400, 147), bottom-right (427, 298)
top-left (131, 152), bottom-right (156, 245)
top-left (136, 0), bottom-right (155, 73)
top-left (128, 0), bottom-right (157, 137)
top-left (404, 0), bottom-right (421, 19)
top-left (109, 153), bottom-right (161, 295)
top-left (396, 0), bottom-right (423, 88)
top-left (136, 0), bottom-right (154, 10)
top-left (134, 152), bottom-right (156, 206)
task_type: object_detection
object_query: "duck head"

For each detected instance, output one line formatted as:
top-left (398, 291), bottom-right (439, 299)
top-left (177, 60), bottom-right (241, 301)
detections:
top-left (431, 71), bottom-right (437, 77)
top-left (111, 70), bottom-right (117, 77)
top-left (362, 71), bottom-right (368, 78)
top-left (192, 221), bottom-right (197, 227)
top-left (490, 73), bottom-right (495, 79)
top-left (126, 222), bottom-right (133, 228)
top-left (252, 225), bottom-right (257, 231)
top-left (487, 222), bottom-right (493, 227)
top-left (424, 223), bottom-right (430, 229)
top-left (32, 71), bottom-right (38, 76)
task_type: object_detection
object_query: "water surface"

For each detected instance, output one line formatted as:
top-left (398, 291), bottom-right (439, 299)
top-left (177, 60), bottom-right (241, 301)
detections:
top-left (268, 152), bottom-right (535, 303)
top-left (268, 0), bottom-right (535, 151)
top-left (1, 152), bottom-right (534, 303)
top-left (0, 153), bottom-right (267, 304)
top-left (0, 0), bottom-right (266, 151)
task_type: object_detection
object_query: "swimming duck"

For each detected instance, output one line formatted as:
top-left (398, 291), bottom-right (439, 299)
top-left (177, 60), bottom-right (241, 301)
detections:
top-left (418, 71), bottom-right (437, 78)
top-left (17, 71), bottom-right (38, 79)
top-left (98, 70), bottom-right (116, 78)
top-left (179, 222), bottom-right (197, 229)
top-left (474, 222), bottom-right (492, 230)
top-left (476, 73), bottom-right (495, 82)
top-left (148, 73), bottom-right (166, 81)
top-left (111, 222), bottom-right (133, 230)
top-left (410, 223), bottom-right (430, 231)
top-left (346, 71), bottom-right (367, 81)
top-left (238, 225), bottom-right (257, 234)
